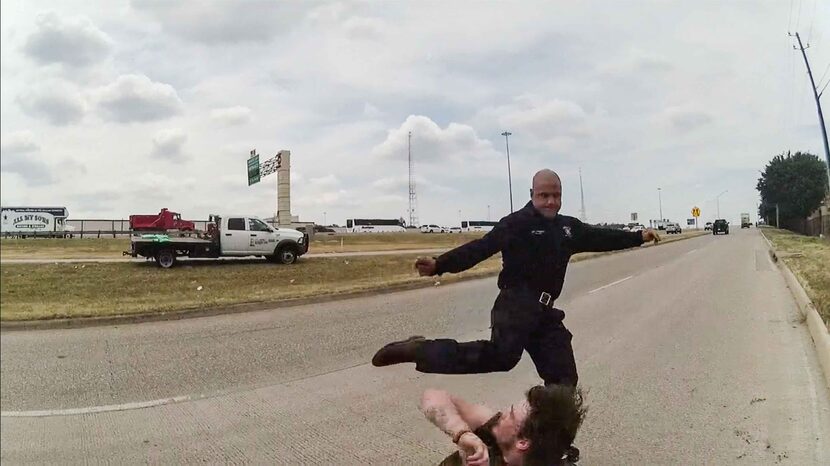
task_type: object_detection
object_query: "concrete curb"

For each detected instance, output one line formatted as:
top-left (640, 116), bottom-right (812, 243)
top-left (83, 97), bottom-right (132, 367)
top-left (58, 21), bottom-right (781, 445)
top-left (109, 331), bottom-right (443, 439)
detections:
top-left (0, 230), bottom-right (708, 332)
top-left (761, 229), bottom-right (830, 389)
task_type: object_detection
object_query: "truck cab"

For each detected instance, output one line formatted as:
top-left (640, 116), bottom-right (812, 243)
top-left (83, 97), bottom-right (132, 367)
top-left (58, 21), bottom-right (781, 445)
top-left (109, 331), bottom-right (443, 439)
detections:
top-left (212, 215), bottom-right (308, 262)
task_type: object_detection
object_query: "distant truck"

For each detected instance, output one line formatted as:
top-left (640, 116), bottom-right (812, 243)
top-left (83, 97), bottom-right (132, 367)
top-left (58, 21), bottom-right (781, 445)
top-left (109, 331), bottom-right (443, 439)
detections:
top-left (129, 208), bottom-right (195, 232)
top-left (1, 206), bottom-right (71, 238)
top-left (740, 213), bottom-right (751, 229)
top-left (126, 214), bottom-right (309, 268)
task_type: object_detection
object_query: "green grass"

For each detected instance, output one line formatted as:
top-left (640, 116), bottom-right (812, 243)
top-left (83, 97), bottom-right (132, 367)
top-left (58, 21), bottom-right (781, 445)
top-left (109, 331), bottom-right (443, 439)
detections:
top-left (0, 233), bottom-right (480, 259)
top-left (0, 230), bottom-right (706, 321)
top-left (0, 254), bottom-right (505, 321)
top-left (763, 228), bottom-right (830, 327)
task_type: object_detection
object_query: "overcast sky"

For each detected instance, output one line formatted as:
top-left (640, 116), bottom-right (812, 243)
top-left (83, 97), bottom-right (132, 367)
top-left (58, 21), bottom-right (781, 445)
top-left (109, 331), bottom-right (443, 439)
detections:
top-left (2, 0), bottom-right (828, 227)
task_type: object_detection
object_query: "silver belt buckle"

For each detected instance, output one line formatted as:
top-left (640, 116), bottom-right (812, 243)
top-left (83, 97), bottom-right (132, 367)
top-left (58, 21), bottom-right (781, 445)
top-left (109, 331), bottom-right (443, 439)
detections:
top-left (539, 292), bottom-right (552, 307)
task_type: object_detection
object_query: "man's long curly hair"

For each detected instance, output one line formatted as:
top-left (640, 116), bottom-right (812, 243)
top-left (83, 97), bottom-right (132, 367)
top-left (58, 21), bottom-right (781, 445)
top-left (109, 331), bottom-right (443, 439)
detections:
top-left (518, 384), bottom-right (586, 466)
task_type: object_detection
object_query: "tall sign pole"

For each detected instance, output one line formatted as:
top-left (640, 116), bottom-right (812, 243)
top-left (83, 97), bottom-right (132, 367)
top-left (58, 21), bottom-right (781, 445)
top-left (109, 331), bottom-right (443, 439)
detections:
top-left (247, 149), bottom-right (288, 226)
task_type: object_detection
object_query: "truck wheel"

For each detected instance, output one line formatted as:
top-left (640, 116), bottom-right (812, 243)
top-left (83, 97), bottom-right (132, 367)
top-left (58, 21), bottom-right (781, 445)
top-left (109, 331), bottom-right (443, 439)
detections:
top-left (274, 245), bottom-right (298, 264)
top-left (156, 249), bottom-right (176, 268)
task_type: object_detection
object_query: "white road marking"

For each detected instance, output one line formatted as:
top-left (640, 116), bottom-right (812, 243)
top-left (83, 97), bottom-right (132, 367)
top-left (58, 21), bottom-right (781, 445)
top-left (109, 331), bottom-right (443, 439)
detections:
top-left (588, 275), bottom-right (633, 294)
top-left (1, 394), bottom-right (196, 418)
top-left (685, 248), bottom-right (699, 255)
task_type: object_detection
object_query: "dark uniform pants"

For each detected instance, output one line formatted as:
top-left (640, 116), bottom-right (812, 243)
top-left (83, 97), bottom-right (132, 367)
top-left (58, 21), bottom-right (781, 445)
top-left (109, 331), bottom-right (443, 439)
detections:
top-left (415, 288), bottom-right (578, 386)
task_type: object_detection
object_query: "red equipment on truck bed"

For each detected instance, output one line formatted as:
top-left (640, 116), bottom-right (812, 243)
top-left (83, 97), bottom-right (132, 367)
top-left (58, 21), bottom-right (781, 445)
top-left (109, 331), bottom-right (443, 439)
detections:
top-left (129, 208), bottom-right (195, 231)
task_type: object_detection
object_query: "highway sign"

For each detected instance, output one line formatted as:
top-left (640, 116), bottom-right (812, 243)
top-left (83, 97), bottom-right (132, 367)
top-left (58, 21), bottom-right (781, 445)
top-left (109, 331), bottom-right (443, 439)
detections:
top-left (247, 150), bottom-right (260, 186)
top-left (691, 206), bottom-right (701, 217)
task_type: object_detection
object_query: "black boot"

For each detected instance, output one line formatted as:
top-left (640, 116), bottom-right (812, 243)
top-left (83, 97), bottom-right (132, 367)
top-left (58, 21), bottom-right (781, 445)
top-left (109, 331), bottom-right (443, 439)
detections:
top-left (371, 336), bottom-right (425, 366)
top-left (564, 445), bottom-right (580, 464)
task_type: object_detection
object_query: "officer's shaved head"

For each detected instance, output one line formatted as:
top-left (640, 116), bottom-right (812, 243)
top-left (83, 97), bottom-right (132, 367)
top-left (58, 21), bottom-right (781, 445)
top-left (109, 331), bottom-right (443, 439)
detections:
top-left (532, 169), bottom-right (561, 190)
top-left (531, 169), bottom-right (562, 218)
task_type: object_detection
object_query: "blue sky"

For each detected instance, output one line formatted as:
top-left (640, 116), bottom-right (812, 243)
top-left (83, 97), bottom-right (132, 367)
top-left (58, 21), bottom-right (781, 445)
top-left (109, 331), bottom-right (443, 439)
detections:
top-left (2, 0), bottom-right (828, 227)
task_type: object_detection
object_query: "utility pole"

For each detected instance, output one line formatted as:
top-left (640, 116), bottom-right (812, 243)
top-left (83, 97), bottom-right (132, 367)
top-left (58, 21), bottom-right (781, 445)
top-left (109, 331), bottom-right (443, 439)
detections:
top-left (792, 32), bottom-right (830, 190)
top-left (657, 187), bottom-right (663, 221)
top-left (579, 167), bottom-right (587, 222)
top-left (776, 203), bottom-right (780, 228)
top-left (408, 131), bottom-right (419, 227)
top-left (716, 189), bottom-right (728, 218)
top-left (501, 131), bottom-right (514, 212)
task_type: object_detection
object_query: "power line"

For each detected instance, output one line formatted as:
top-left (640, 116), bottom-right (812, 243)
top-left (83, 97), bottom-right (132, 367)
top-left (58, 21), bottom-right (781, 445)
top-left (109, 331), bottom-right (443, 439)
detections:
top-left (807, 0), bottom-right (817, 43)
top-left (817, 61), bottom-right (830, 89)
top-left (788, 0), bottom-right (795, 32)
top-left (795, 0), bottom-right (803, 31)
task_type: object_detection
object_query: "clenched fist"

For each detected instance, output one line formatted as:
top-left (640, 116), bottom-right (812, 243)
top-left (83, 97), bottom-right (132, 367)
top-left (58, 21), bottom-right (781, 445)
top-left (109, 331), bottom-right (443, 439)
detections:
top-left (642, 228), bottom-right (661, 244)
top-left (415, 257), bottom-right (437, 276)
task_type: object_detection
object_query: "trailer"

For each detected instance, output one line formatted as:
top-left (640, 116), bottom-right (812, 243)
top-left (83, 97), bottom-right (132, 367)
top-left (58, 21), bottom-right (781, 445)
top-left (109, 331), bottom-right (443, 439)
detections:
top-left (1, 206), bottom-right (70, 238)
top-left (126, 214), bottom-right (309, 268)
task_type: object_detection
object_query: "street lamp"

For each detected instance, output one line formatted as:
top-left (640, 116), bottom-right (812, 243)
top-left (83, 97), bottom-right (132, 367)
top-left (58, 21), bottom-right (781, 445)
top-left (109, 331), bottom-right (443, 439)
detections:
top-left (657, 187), bottom-right (663, 221)
top-left (715, 190), bottom-right (728, 218)
top-left (501, 131), bottom-right (514, 212)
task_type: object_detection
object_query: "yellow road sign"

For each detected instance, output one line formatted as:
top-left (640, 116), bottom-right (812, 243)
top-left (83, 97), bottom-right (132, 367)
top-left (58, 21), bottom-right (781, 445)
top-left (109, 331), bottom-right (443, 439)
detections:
top-left (692, 207), bottom-right (701, 217)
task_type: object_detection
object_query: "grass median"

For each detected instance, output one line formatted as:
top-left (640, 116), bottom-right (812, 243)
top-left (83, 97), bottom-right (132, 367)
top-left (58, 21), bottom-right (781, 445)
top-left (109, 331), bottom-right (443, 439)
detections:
top-left (763, 228), bottom-right (829, 327)
top-left (0, 230), bottom-right (706, 321)
top-left (0, 233), bottom-right (482, 260)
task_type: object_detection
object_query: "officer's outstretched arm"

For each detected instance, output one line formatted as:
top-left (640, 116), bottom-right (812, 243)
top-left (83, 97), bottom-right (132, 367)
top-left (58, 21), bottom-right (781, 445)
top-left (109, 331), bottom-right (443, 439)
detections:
top-left (433, 222), bottom-right (509, 275)
top-left (571, 219), bottom-right (644, 253)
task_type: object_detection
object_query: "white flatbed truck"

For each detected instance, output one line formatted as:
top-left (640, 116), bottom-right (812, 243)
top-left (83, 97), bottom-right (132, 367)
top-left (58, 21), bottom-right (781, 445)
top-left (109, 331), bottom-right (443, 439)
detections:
top-left (126, 214), bottom-right (308, 268)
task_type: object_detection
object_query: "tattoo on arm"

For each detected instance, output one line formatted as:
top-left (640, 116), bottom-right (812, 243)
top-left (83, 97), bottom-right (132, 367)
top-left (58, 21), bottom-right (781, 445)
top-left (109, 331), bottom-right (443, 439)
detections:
top-left (423, 403), bottom-right (470, 438)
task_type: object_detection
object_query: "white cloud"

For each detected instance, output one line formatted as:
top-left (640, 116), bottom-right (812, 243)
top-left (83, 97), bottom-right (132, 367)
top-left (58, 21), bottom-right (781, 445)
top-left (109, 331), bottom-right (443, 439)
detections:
top-left (17, 82), bottom-right (87, 125)
top-left (151, 128), bottom-right (187, 161)
top-left (662, 107), bottom-right (714, 131)
top-left (22, 12), bottom-right (112, 67)
top-left (96, 74), bottom-right (183, 123)
top-left (474, 95), bottom-right (594, 152)
top-left (210, 106), bottom-right (253, 126)
top-left (0, 131), bottom-right (54, 186)
top-left (342, 16), bottom-right (386, 40)
top-left (372, 115), bottom-right (499, 164)
top-left (131, 0), bottom-right (310, 44)
top-left (0, 131), bottom-right (40, 155)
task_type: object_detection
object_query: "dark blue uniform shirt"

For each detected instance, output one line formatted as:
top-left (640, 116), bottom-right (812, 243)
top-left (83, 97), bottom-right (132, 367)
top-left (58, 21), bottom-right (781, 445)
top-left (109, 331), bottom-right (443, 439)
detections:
top-left (435, 201), bottom-right (644, 302)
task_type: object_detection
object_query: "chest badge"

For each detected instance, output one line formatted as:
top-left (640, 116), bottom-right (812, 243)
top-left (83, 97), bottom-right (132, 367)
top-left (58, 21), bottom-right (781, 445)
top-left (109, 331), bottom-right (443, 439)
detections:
top-left (531, 230), bottom-right (545, 235)
top-left (562, 226), bottom-right (572, 238)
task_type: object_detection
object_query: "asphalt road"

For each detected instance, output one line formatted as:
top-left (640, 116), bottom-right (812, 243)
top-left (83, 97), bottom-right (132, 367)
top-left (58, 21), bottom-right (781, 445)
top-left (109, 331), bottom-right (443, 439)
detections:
top-left (2, 229), bottom-right (828, 464)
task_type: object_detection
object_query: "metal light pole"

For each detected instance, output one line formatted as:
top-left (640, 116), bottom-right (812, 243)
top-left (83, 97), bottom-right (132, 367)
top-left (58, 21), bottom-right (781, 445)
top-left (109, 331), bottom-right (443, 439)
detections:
top-left (716, 190), bottom-right (728, 218)
top-left (501, 131), bottom-right (514, 212)
top-left (657, 187), bottom-right (663, 221)
top-left (323, 211), bottom-right (327, 226)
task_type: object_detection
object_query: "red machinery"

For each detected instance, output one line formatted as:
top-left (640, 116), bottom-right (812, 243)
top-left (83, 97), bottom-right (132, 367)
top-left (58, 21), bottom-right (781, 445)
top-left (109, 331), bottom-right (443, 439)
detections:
top-left (129, 208), bottom-right (195, 232)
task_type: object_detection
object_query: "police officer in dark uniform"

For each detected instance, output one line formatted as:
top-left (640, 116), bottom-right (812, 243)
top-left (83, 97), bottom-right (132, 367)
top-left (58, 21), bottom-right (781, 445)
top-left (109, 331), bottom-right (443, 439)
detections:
top-left (372, 169), bottom-right (661, 387)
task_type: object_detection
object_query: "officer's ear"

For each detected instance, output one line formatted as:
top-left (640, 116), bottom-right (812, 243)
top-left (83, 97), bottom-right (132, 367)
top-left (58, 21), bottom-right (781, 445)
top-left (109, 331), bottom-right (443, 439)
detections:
top-left (529, 189), bottom-right (533, 198)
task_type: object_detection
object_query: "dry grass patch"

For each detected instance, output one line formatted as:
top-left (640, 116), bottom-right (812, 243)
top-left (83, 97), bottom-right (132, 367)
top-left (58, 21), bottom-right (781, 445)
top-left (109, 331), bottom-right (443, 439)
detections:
top-left (0, 230), bottom-right (707, 321)
top-left (0, 238), bottom-right (130, 259)
top-left (763, 228), bottom-right (830, 327)
top-left (0, 254), bottom-right (502, 321)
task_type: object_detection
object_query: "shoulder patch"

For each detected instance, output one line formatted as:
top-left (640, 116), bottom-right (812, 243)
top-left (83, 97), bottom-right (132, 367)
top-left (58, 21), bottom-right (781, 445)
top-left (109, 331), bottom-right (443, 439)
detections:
top-left (562, 225), bottom-right (572, 238)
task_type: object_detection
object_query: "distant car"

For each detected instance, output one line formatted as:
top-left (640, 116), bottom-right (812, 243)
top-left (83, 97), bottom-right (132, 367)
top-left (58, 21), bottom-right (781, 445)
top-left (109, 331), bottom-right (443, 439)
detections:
top-left (448, 227), bottom-right (462, 233)
top-left (420, 224), bottom-right (445, 233)
top-left (666, 223), bottom-right (682, 234)
top-left (704, 222), bottom-right (713, 231)
top-left (630, 224), bottom-right (645, 232)
top-left (712, 219), bottom-right (729, 235)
